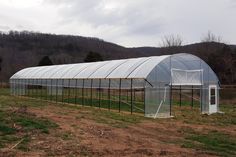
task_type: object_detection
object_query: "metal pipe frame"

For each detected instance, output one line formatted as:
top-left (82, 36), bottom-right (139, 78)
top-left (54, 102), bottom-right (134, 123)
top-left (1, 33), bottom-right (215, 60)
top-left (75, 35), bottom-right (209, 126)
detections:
top-left (62, 79), bottom-right (64, 104)
top-left (108, 79), bottom-right (111, 110)
top-left (130, 79), bottom-right (133, 114)
top-left (191, 85), bottom-right (194, 108)
top-left (90, 79), bottom-right (93, 106)
top-left (179, 85), bottom-right (182, 107)
top-left (118, 79), bottom-right (121, 112)
top-left (40, 79), bottom-right (43, 101)
top-left (68, 79), bottom-right (71, 103)
top-left (143, 81), bottom-right (146, 116)
top-left (56, 79), bottom-right (58, 104)
top-left (82, 79), bottom-right (85, 106)
top-left (50, 79), bottom-right (53, 101)
top-left (99, 79), bottom-right (101, 108)
top-left (75, 79), bottom-right (78, 104)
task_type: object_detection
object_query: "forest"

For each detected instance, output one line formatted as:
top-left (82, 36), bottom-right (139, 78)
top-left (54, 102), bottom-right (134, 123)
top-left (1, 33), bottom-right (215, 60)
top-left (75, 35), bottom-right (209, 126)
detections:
top-left (0, 30), bottom-right (235, 84)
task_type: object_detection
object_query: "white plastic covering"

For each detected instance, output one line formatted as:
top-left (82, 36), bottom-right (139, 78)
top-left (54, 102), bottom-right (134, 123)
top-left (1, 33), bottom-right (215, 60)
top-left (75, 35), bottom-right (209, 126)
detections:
top-left (10, 53), bottom-right (220, 117)
top-left (11, 55), bottom-right (171, 79)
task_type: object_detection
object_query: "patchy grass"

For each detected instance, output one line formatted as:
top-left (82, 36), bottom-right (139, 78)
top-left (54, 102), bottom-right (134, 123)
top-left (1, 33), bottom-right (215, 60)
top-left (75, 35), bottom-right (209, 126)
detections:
top-left (0, 123), bottom-right (16, 135)
top-left (172, 103), bottom-right (236, 126)
top-left (59, 101), bottom-right (145, 128)
top-left (182, 130), bottom-right (236, 157)
top-left (89, 109), bottom-right (144, 128)
top-left (0, 97), bottom-right (58, 151)
top-left (61, 131), bottom-right (74, 140)
top-left (13, 114), bottom-right (58, 134)
top-left (0, 88), bottom-right (236, 156)
top-left (17, 135), bottom-right (31, 151)
top-left (64, 97), bottom-right (145, 114)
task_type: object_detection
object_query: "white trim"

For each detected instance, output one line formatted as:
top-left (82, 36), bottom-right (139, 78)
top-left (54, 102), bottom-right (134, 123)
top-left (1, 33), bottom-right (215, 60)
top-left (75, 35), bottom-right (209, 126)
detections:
top-left (209, 85), bottom-right (218, 114)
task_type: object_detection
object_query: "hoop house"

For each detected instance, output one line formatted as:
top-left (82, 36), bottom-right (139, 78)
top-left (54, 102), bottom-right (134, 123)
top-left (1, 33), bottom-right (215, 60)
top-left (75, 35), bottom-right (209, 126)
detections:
top-left (10, 53), bottom-right (220, 118)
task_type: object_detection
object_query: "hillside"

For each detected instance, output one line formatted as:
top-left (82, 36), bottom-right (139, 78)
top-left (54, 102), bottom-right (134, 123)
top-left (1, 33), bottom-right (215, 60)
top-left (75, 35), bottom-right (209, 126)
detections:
top-left (0, 31), bottom-right (235, 84)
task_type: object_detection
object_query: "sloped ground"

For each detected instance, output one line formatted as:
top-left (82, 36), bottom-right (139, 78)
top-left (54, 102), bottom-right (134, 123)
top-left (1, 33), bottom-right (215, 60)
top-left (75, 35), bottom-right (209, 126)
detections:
top-left (0, 89), bottom-right (235, 157)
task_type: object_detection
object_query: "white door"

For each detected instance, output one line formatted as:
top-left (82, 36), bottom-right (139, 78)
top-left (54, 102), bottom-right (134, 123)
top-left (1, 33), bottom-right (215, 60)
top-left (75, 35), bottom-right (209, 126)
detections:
top-left (209, 85), bottom-right (217, 114)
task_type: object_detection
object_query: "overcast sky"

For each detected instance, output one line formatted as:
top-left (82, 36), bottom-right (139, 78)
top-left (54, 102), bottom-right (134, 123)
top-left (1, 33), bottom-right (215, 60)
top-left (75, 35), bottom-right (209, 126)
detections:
top-left (0, 0), bottom-right (235, 47)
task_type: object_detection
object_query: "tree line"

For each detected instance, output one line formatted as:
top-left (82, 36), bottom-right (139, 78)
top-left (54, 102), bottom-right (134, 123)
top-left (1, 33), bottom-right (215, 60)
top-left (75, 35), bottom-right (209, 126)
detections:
top-left (0, 30), bottom-right (235, 84)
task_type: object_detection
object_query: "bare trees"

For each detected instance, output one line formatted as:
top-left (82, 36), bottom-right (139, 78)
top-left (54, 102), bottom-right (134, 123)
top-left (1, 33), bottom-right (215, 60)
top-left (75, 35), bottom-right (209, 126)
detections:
top-left (201, 31), bottom-right (222, 43)
top-left (160, 31), bottom-right (222, 48)
top-left (160, 34), bottom-right (183, 47)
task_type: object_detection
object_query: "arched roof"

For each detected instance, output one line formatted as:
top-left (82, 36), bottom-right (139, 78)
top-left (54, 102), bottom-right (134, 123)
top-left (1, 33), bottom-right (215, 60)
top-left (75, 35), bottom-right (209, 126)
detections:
top-left (10, 53), bottom-right (219, 83)
top-left (11, 55), bottom-right (170, 79)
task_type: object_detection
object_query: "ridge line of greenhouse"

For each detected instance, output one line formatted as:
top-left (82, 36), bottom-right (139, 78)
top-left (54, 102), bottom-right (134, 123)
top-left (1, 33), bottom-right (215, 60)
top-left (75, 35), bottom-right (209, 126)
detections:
top-left (11, 54), bottom-right (174, 79)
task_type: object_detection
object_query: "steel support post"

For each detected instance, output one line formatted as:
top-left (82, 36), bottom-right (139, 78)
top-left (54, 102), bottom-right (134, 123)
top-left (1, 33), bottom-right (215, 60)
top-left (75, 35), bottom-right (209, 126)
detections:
top-left (130, 79), bottom-right (133, 114)
top-left (191, 85), bottom-right (194, 108)
top-left (50, 79), bottom-right (53, 101)
top-left (99, 79), bottom-right (101, 108)
top-left (68, 79), bottom-right (71, 103)
top-left (119, 79), bottom-right (121, 112)
top-left (170, 85), bottom-right (172, 116)
top-left (90, 79), bottom-right (93, 106)
top-left (56, 79), bottom-right (58, 104)
top-left (62, 79), bottom-right (64, 103)
top-left (75, 79), bottom-right (78, 104)
top-left (179, 85), bottom-right (182, 107)
top-left (108, 79), bottom-right (111, 110)
top-left (82, 79), bottom-right (85, 106)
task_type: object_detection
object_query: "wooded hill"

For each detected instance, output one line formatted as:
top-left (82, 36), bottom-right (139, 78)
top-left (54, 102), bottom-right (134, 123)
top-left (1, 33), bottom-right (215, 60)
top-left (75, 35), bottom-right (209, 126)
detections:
top-left (0, 31), bottom-right (235, 84)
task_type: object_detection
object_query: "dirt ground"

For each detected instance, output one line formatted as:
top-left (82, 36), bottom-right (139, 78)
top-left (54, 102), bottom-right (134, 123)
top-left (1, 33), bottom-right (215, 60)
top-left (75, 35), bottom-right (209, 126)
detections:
top-left (0, 90), bottom-right (235, 157)
top-left (1, 102), bottom-right (233, 157)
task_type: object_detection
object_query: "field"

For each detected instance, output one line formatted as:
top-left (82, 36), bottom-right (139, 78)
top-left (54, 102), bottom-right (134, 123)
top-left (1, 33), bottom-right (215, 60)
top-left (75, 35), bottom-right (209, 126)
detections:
top-left (0, 88), bottom-right (235, 157)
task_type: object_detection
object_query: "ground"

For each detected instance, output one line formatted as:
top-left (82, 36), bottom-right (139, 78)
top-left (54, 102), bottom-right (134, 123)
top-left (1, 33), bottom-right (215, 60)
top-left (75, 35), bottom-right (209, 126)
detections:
top-left (0, 88), bottom-right (235, 157)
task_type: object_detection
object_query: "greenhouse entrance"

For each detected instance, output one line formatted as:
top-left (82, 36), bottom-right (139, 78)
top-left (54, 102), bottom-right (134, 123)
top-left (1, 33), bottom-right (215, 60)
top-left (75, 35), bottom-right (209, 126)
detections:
top-left (209, 85), bottom-right (218, 114)
top-left (170, 68), bottom-right (203, 114)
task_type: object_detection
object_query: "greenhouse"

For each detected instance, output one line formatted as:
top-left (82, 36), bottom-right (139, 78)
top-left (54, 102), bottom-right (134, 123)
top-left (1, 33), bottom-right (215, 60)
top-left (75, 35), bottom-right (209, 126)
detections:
top-left (9, 53), bottom-right (220, 118)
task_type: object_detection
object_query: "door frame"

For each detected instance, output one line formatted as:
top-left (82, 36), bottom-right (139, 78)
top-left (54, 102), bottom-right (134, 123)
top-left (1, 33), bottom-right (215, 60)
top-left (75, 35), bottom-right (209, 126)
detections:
top-left (208, 85), bottom-right (218, 114)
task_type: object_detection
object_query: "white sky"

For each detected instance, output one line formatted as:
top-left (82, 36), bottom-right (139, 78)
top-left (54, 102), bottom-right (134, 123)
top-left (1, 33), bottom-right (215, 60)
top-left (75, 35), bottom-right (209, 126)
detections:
top-left (0, 0), bottom-right (235, 47)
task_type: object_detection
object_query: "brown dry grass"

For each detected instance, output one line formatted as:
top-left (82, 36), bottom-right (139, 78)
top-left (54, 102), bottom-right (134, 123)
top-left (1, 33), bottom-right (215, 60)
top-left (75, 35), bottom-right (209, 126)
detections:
top-left (0, 88), bottom-right (235, 157)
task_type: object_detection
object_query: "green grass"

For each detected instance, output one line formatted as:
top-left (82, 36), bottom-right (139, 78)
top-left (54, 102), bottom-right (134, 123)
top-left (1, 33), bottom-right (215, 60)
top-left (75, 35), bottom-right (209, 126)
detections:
top-left (13, 88), bottom-right (145, 114)
top-left (13, 115), bottom-right (58, 134)
top-left (67, 104), bottom-right (144, 128)
top-left (61, 132), bottom-right (73, 140)
top-left (0, 123), bottom-right (16, 135)
top-left (0, 90), bottom-right (45, 109)
top-left (172, 103), bottom-right (236, 126)
top-left (1, 87), bottom-right (236, 156)
top-left (17, 135), bottom-right (31, 151)
top-left (182, 130), bottom-right (236, 157)
top-left (0, 110), bottom-right (58, 150)
top-left (0, 89), bottom-right (58, 150)
top-left (89, 109), bottom-right (144, 128)
top-left (64, 97), bottom-right (144, 113)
